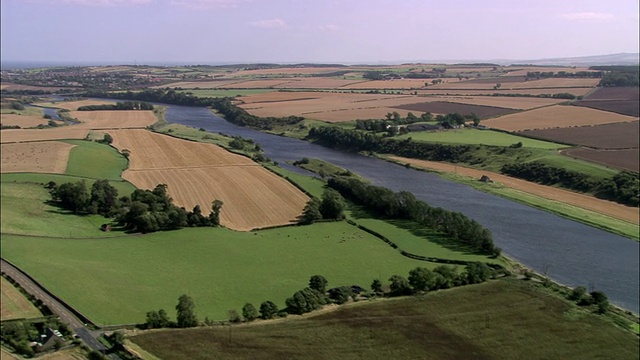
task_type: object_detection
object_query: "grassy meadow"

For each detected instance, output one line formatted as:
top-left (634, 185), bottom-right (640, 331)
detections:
top-left (1, 277), bottom-right (43, 321)
top-left (397, 128), bottom-right (567, 149)
top-left (129, 279), bottom-right (640, 360)
top-left (63, 139), bottom-right (128, 180)
top-left (0, 224), bottom-right (433, 325)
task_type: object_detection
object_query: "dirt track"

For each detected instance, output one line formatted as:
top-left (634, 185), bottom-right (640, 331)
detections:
top-left (390, 156), bottom-right (639, 225)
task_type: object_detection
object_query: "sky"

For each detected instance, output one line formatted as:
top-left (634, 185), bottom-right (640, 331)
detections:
top-left (1, 0), bottom-right (639, 64)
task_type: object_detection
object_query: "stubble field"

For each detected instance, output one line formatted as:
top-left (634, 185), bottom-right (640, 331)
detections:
top-left (1, 141), bottom-right (76, 174)
top-left (0, 113), bottom-right (50, 128)
top-left (70, 110), bottom-right (157, 129)
top-left (0, 128), bottom-right (89, 144)
top-left (110, 129), bottom-right (309, 230)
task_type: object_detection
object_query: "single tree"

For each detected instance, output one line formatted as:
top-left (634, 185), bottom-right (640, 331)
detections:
top-left (209, 199), bottom-right (223, 226)
top-left (309, 275), bottom-right (328, 294)
top-left (388, 275), bottom-right (412, 296)
top-left (228, 309), bottom-right (242, 323)
top-left (371, 279), bottom-right (383, 294)
top-left (319, 189), bottom-right (345, 220)
top-left (408, 267), bottom-right (437, 292)
top-left (260, 301), bottom-right (279, 319)
top-left (242, 303), bottom-right (258, 322)
top-left (299, 197), bottom-right (322, 225)
top-left (176, 294), bottom-right (198, 328)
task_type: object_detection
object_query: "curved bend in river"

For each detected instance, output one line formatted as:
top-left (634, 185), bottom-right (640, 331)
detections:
top-left (164, 104), bottom-right (639, 314)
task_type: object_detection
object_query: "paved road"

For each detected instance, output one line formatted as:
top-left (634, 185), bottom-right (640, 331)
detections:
top-left (1, 258), bottom-right (109, 354)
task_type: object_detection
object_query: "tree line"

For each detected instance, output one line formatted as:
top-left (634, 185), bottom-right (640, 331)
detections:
top-left (326, 176), bottom-right (500, 256)
top-left (77, 101), bottom-right (154, 111)
top-left (501, 162), bottom-right (639, 206)
top-left (47, 180), bottom-right (223, 233)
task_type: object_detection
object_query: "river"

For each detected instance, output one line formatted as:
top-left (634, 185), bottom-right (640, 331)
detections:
top-left (164, 105), bottom-right (639, 313)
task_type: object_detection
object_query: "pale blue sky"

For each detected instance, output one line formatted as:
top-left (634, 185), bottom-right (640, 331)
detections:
top-left (1, 0), bottom-right (638, 64)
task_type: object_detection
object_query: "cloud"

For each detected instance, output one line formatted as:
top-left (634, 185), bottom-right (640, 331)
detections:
top-left (21, 0), bottom-right (151, 5)
top-left (318, 24), bottom-right (340, 31)
top-left (560, 12), bottom-right (614, 21)
top-left (248, 18), bottom-right (287, 29)
top-left (170, 0), bottom-right (249, 9)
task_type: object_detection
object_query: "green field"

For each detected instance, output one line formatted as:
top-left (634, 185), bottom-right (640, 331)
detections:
top-left (129, 280), bottom-right (639, 360)
top-left (397, 128), bottom-right (567, 149)
top-left (0, 181), bottom-right (128, 238)
top-left (63, 140), bottom-right (128, 180)
top-left (0, 224), bottom-right (434, 325)
top-left (177, 89), bottom-right (275, 98)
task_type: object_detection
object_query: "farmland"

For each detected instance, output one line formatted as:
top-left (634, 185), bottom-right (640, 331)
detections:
top-left (0, 113), bottom-right (50, 128)
top-left (396, 128), bottom-right (567, 149)
top-left (35, 99), bottom-right (115, 111)
top-left (521, 121), bottom-right (639, 149)
top-left (482, 105), bottom-right (637, 131)
top-left (1, 141), bottom-right (75, 174)
top-left (129, 280), bottom-right (639, 360)
top-left (574, 87), bottom-right (639, 117)
top-left (110, 129), bottom-right (309, 230)
top-left (1, 276), bottom-right (43, 321)
top-left (394, 101), bottom-right (515, 119)
top-left (0, 128), bottom-right (89, 144)
top-left (0, 224), bottom-right (432, 324)
top-left (70, 110), bottom-right (156, 129)
top-left (562, 148), bottom-right (639, 173)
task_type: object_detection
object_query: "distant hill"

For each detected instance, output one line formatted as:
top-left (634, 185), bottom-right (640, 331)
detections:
top-left (505, 53), bottom-right (640, 66)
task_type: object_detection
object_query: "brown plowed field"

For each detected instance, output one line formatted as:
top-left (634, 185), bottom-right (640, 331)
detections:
top-left (521, 121), bottom-right (639, 149)
top-left (389, 156), bottom-right (639, 224)
top-left (394, 101), bottom-right (515, 119)
top-left (508, 78), bottom-right (600, 89)
top-left (417, 88), bottom-right (595, 96)
top-left (0, 114), bottom-right (50, 128)
top-left (70, 110), bottom-right (156, 129)
top-left (482, 105), bottom-right (637, 131)
top-left (111, 129), bottom-right (309, 231)
top-left (574, 87), bottom-right (640, 117)
top-left (562, 148), bottom-right (639, 173)
top-left (1, 141), bottom-right (75, 173)
top-left (413, 96), bottom-right (566, 110)
top-left (0, 128), bottom-right (89, 144)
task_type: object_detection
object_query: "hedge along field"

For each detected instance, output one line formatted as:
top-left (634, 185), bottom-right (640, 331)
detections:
top-left (0, 223), bottom-right (432, 325)
top-left (63, 139), bottom-right (129, 180)
top-left (396, 128), bottom-right (568, 149)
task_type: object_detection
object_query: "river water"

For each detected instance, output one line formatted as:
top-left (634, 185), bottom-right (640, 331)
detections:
top-left (164, 104), bottom-right (639, 313)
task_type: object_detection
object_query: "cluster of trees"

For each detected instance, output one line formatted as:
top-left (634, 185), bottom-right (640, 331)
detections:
top-left (210, 97), bottom-right (303, 130)
top-left (47, 180), bottom-right (223, 232)
top-left (77, 101), bottom-right (154, 111)
top-left (85, 89), bottom-right (214, 107)
top-left (298, 188), bottom-right (346, 224)
top-left (501, 163), bottom-right (639, 206)
top-left (385, 263), bottom-right (493, 297)
top-left (327, 177), bottom-right (500, 256)
top-left (588, 66), bottom-right (639, 87)
top-left (569, 286), bottom-right (609, 314)
top-left (308, 126), bottom-right (521, 165)
top-left (525, 71), bottom-right (603, 80)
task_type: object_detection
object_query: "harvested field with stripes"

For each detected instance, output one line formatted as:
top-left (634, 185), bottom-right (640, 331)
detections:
top-left (1, 141), bottom-right (75, 174)
top-left (482, 105), bottom-right (637, 132)
top-left (110, 129), bottom-right (309, 230)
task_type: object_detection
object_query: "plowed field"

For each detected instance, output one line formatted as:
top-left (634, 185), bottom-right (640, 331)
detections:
top-left (395, 101), bottom-right (515, 119)
top-left (0, 128), bottom-right (89, 144)
top-left (110, 129), bottom-right (309, 230)
top-left (521, 121), bottom-right (639, 149)
top-left (562, 148), bottom-right (639, 173)
top-left (574, 87), bottom-right (640, 117)
top-left (390, 156), bottom-right (639, 224)
top-left (1, 141), bottom-right (75, 173)
top-left (482, 105), bottom-right (637, 131)
top-left (70, 110), bottom-right (156, 129)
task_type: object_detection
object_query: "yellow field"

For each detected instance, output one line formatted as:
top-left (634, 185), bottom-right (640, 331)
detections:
top-left (1, 141), bottom-right (75, 174)
top-left (0, 113), bottom-right (50, 128)
top-left (70, 110), bottom-right (157, 129)
top-left (483, 105), bottom-right (638, 131)
top-left (1, 277), bottom-right (43, 320)
top-left (223, 79), bottom-right (300, 89)
top-left (110, 129), bottom-right (309, 231)
top-left (0, 128), bottom-right (89, 144)
top-left (151, 80), bottom-right (244, 89)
